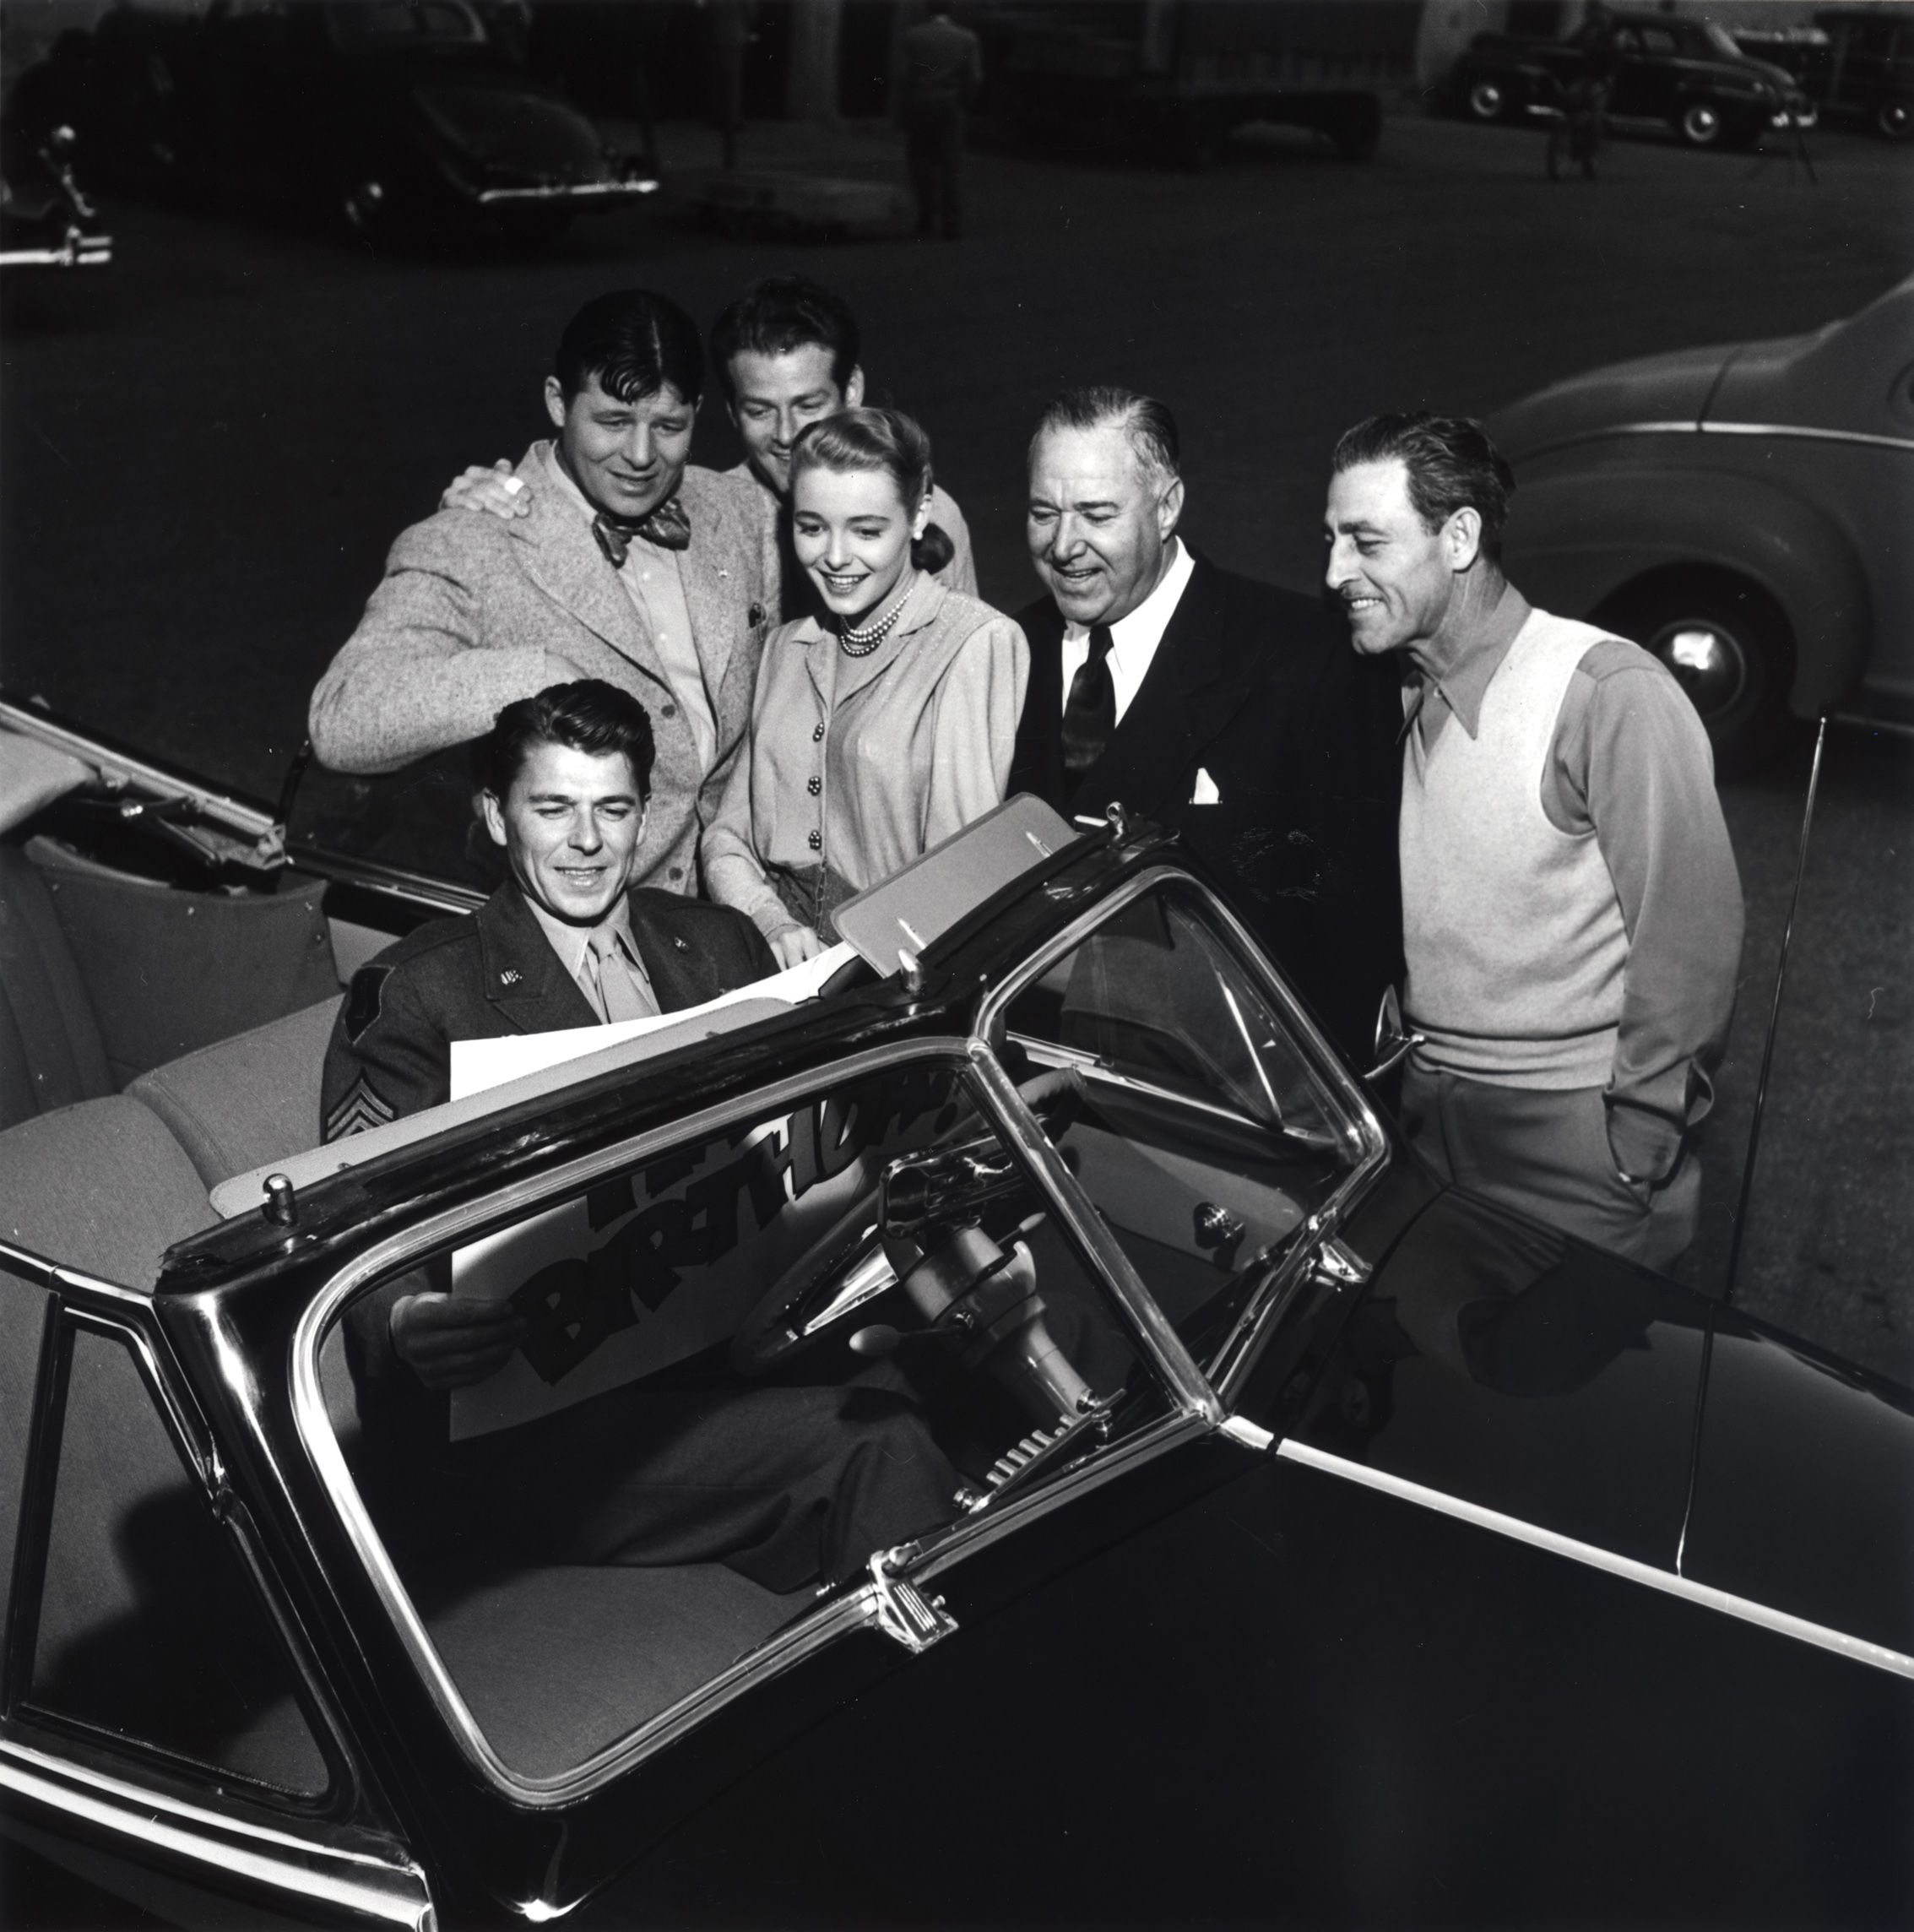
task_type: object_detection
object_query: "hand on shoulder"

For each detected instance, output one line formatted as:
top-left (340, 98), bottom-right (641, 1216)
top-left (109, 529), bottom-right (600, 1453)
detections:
top-left (442, 458), bottom-right (533, 522)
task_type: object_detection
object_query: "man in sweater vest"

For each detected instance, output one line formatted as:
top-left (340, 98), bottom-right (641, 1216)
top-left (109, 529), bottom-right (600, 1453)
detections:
top-left (1324, 413), bottom-right (1743, 1272)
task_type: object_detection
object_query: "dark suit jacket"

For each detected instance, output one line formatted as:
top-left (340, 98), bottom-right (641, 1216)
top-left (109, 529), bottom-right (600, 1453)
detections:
top-left (320, 882), bottom-right (776, 1139)
top-left (1008, 551), bottom-right (1402, 1057)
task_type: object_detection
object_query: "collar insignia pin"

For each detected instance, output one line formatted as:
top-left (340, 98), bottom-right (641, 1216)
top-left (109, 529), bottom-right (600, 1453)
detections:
top-left (672, 936), bottom-right (688, 951)
top-left (501, 969), bottom-right (522, 986)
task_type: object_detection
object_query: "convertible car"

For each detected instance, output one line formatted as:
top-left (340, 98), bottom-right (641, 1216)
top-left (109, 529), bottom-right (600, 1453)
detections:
top-left (72, 0), bottom-right (658, 245)
top-left (1, 698), bottom-right (1910, 1928)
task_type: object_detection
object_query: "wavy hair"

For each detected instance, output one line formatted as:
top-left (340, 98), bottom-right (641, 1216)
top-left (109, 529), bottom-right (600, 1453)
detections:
top-left (1331, 413), bottom-right (1515, 560)
top-left (789, 407), bottom-right (956, 575)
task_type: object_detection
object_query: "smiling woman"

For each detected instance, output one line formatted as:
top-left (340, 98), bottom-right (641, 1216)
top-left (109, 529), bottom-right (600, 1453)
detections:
top-left (702, 409), bottom-right (1030, 971)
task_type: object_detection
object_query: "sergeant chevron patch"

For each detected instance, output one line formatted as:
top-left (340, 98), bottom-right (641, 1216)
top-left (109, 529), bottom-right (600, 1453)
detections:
top-left (325, 1074), bottom-right (397, 1142)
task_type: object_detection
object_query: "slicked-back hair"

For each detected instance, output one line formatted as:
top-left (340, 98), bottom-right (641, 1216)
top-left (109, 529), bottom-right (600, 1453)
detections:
top-left (483, 681), bottom-right (656, 802)
top-left (1029, 386), bottom-right (1181, 492)
top-left (1331, 413), bottom-right (1515, 560)
top-left (709, 275), bottom-right (860, 403)
top-left (788, 408), bottom-right (957, 575)
top-left (553, 290), bottom-right (704, 407)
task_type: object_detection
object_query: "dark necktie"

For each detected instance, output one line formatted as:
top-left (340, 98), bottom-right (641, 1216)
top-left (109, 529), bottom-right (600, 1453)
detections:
top-left (1060, 624), bottom-right (1116, 777)
top-left (592, 495), bottom-right (691, 567)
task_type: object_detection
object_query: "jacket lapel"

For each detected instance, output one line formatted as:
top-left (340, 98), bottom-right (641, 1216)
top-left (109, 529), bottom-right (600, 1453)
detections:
top-left (1067, 551), bottom-right (1263, 819)
top-left (626, 891), bottom-right (721, 1012)
top-left (509, 443), bottom-right (672, 700)
top-left (477, 885), bottom-right (600, 1034)
top-left (678, 468), bottom-right (763, 763)
top-left (1008, 595), bottom-right (1069, 809)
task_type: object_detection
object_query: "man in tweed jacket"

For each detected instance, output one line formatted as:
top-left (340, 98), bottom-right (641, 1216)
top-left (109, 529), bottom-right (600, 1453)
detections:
top-left (308, 290), bottom-right (772, 896)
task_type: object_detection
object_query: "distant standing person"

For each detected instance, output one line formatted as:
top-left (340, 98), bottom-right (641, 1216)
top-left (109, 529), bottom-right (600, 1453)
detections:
top-left (1324, 412), bottom-right (1743, 1271)
top-left (704, 409), bottom-right (1027, 966)
top-left (901, 3), bottom-right (982, 242)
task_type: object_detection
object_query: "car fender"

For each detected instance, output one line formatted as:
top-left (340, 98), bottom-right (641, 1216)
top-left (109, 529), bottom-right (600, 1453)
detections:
top-left (1501, 463), bottom-right (1873, 717)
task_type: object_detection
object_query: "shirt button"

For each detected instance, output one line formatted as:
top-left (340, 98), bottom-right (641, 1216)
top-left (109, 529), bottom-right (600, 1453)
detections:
top-left (808, 831), bottom-right (822, 851)
top-left (807, 776), bottom-right (821, 796)
top-left (661, 703), bottom-right (677, 718)
top-left (812, 724), bottom-right (825, 742)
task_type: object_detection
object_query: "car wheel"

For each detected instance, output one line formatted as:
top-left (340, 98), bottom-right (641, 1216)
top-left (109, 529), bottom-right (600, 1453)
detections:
top-left (1595, 571), bottom-right (1797, 778)
top-left (1877, 97), bottom-right (1913, 141)
top-left (1676, 100), bottom-right (1725, 147)
top-left (1467, 79), bottom-right (1508, 122)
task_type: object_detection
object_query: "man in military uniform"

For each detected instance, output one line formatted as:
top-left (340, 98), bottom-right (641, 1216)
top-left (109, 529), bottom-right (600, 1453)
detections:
top-left (323, 681), bottom-right (957, 1592)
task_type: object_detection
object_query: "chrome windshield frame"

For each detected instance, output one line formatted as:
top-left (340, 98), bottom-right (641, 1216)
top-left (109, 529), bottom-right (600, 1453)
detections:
top-left (969, 864), bottom-right (1391, 1406)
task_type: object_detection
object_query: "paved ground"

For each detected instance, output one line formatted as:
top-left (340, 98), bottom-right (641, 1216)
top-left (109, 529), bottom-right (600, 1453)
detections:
top-left (3, 107), bottom-right (1910, 1376)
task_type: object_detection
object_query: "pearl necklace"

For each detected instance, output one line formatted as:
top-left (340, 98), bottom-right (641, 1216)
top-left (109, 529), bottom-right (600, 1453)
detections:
top-left (838, 578), bottom-right (915, 657)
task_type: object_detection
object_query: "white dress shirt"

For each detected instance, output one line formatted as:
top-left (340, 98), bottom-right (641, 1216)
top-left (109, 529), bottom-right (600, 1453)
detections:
top-left (1058, 537), bottom-right (1196, 723)
top-left (545, 448), bottom-right (718, 775)
top-left (524, 896), bottom-right (659, 1023)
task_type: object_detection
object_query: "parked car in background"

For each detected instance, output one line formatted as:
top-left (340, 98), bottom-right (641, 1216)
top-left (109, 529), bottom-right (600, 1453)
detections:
top-left (2, 698), bottom-right (1911, 1927)
top-left (0, 126), bottom-right (110, 272)
top-left (1451, 9), bottom-right (1812, 149)
top-left (1733, 9), bottom-right (1914, 141)
top-left (73, 0), bottom-right (658, 245)
top-left (1487, 276), bottom-right (1914, 775)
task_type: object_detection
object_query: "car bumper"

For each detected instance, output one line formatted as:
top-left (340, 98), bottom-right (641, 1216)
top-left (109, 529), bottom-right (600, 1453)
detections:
top-left (471, 177), bottom-right (660, 208)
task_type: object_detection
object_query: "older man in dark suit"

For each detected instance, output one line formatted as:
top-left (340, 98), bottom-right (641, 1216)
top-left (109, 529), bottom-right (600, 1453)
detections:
top-left (308, 290), bottom-right (771, 897)
top-left (1009, 387), bottom-right (1401, 1059)
top-left (322, 681), bottom-right (957, 1594)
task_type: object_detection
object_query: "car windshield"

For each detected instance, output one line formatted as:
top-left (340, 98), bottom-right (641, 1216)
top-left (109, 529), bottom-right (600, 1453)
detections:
top-left (310, 1051), bottom-right (1179, 1789)
top-left (1704, 22), bottom-right (1747, 59)
top-left (991, 876), bottom-right (1375, 1378)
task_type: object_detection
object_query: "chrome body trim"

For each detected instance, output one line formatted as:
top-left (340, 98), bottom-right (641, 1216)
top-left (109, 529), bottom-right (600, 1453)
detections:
top-left (1515, 418), bottom-right (1914, 463)
top-left (0, 1743), bottom-right (431, 1928)
top-left (1277, 1438), bottom-right (1914, 1682)
top-left (287, 841), bottom-right (489, 915)
top-left (290, 1039), bottom-right (973, 1807)
top-left (0, 231), bottom-right (111, 269)
top-left (0, 697), bottom-right (280, 847)
top-left (0, 1235), bottom-right (157, 1304)
top-left (1217, 1414), bottom-right (1275, 1452)
top-left (474, 179), bottom-right (659, 204)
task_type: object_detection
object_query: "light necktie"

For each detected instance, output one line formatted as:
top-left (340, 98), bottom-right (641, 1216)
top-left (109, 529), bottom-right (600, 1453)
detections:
top-left (1060, 624), bottom-right (1116, 777)
top-left (584, 926), bottom-right (654, 1024)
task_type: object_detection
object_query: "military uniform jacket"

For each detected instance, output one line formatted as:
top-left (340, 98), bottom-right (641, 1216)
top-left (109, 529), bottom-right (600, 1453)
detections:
top-left (1008, 551), bottom-right (1403, 1058)
top-left (321, 882), bottom-right (776, 1140)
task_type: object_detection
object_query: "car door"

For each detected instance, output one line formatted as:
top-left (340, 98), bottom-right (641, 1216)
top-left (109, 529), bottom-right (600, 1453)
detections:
top-left (0, 1239), bottom-right (430, 1928)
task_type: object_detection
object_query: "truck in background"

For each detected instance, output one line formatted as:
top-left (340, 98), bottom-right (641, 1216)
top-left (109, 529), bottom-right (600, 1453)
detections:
top-left (979, 0), bottom-right (1422, 166)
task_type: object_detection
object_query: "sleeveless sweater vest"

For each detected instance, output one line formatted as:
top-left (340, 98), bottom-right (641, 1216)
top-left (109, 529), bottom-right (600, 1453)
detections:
top-left (1401, 609), bottom-right (1627, 1089)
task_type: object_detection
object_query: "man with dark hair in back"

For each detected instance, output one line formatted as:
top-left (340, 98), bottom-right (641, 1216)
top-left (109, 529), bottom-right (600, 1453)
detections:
top-left (442, 275), bottom-right (977, 623)
top-left (309, 290), bottom-right (773, 896)
top-left (1324, 411), bottom-right (1743, 1268)
top-left (707, 274), bottom-right (975, 617)
top-left (1010, 386), bottom-right (1402, 1060)
top-left (320, 681), bottom-right (957, 1594)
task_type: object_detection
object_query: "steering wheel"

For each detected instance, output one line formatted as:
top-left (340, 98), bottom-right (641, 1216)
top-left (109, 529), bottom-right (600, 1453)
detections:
top-left (728, 1067), bottom-right (1083, 1378)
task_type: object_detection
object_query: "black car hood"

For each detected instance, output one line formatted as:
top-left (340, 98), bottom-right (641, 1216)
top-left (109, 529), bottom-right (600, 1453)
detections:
top-left (1682, 1313), bottom-right (1914, 1658)
top-left (1285, 1183), bottom-right (1711, 1570)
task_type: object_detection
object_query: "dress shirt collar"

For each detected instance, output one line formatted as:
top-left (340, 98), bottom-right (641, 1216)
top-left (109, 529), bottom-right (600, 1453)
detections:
top-left (540, 442), bottom-right (680, 553)
top-left (1412, 583), bottom-right (1534, 741)
top-left (523, 890), bottom-right (643, 986)
top-left (1064, 535), bottom-right (1194, 658)
top-left (1061, 538), bottom-right (1195, 722)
